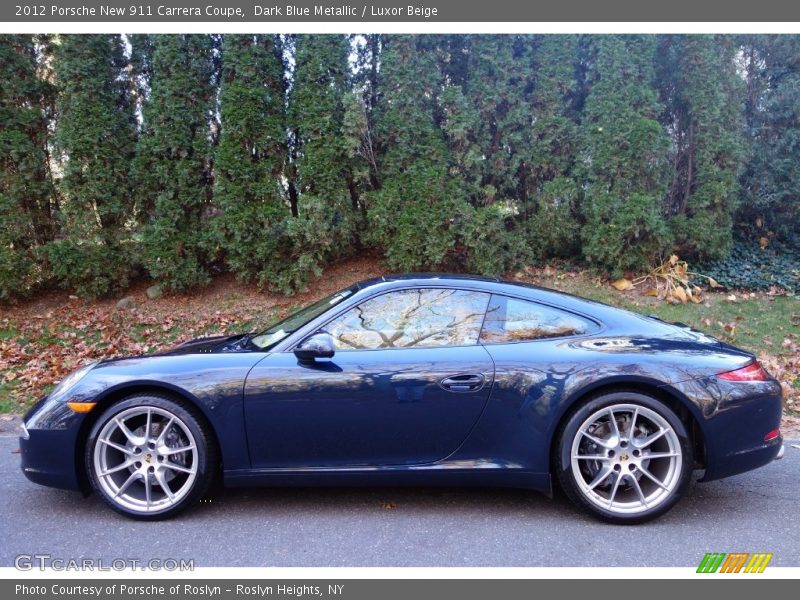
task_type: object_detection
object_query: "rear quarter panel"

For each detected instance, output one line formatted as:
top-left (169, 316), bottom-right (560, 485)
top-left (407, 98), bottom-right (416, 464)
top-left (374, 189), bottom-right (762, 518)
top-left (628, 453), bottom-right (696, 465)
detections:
top-left (450, 335), bottom-right (756, 474)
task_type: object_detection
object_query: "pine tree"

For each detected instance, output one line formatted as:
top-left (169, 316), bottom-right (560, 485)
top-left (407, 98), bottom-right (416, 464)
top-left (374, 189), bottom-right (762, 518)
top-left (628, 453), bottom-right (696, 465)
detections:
top-left (659, 35), bottom-right (743, 260)
top-left (287, 34), bottom-right (359, 289)
top-left (367, 35), bottom-right (462, 271)
top-left (580, 35), bottom-right (672, 275)
top-left (0, 35), bottom-right (54, 299)
top-left (136, 35), bottom-right (215, 291)
top-left (48, 34), bottom-right (136, 297)
top-left (213, 34), bottom-right (293, 289)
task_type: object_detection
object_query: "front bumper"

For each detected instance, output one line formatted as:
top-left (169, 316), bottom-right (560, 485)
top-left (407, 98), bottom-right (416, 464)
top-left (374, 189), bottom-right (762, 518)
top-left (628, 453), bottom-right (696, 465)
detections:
top-left (19, 396), bottom-right (86, 491)
top-left (20, 428), bottom-right (83, 490)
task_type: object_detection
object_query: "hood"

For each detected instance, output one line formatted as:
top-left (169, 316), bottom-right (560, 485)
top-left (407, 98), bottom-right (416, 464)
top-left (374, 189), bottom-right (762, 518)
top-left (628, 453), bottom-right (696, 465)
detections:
top-left (157, 333), bottom-right (252, 355)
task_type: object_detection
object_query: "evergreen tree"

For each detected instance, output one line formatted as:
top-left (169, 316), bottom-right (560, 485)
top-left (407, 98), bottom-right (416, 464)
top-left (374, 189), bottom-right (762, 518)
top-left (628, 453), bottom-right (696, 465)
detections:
top-left (48, 34), bottom-right (136, 297)
top-left (659, 35), bottom-right (743, 260)
top-left (580, 35), bottom-right (672, 275)
top-left (367, 35), bottom-right (462, 271)
top-left (0, 35), bottom-right (54, 299)
top-left (739, 35), bottom-right (800, 244)
top-left (136, 35), bottom-right (215, 291)
top-left (212, 34), bottom-right (293, 289)
top-left (525, 35), bottom-right (582, 260)
top-left (287, 34), bottom-right (359, 289)
top-left (439, 35), bottom-right (532, 274)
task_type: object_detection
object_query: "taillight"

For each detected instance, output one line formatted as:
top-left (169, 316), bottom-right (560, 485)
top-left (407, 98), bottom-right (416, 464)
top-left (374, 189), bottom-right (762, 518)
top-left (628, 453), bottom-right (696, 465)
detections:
top-left (717, 361), bottom-right (769, 382)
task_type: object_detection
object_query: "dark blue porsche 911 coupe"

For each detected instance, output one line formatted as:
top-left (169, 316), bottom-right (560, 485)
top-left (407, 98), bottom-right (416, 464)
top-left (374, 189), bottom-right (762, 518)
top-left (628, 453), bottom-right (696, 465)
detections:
top-left (19, 274), bottom-right (784, 523)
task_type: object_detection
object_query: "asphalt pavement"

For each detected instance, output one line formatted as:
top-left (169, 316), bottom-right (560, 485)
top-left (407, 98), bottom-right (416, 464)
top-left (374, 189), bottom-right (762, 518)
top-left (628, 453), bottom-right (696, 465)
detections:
top-left (2, 434), bottom-right (798, 567)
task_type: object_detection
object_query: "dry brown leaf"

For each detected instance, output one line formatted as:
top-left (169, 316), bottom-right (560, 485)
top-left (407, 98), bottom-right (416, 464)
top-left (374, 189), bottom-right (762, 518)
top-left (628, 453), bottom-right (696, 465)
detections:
top-left (611, 278), bottom-right (634, 291)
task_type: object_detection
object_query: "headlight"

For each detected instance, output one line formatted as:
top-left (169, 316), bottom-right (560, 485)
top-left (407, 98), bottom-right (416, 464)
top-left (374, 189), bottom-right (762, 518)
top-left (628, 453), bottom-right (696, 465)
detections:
top-left (48, 362), bottom-right (97, 401)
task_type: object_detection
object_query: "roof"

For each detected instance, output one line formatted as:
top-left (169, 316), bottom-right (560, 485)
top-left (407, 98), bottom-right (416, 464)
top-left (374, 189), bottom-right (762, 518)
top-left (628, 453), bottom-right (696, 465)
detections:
top-left (355, 273), bottom-right (501, 289)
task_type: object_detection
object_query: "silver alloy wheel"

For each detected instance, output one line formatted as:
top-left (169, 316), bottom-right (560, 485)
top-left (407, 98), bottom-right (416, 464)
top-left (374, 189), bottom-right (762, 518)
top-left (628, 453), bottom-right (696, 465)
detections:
top-left (93, 406), bottom-right (198, 514)
top-left (570, 403), bottom-right (682, 515)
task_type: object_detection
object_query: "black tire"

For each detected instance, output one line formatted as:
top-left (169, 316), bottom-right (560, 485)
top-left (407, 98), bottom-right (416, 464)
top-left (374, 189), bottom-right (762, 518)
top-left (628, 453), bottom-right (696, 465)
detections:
top-left (554, 391), bottom-right (693, 524)
top-left (86, 394), bottom-right (218, 520)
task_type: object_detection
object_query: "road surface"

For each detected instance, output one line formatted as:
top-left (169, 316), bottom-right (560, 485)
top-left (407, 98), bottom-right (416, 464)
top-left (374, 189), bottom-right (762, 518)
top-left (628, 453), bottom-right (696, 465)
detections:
top-left (1, 434), bottom-right (798, 567)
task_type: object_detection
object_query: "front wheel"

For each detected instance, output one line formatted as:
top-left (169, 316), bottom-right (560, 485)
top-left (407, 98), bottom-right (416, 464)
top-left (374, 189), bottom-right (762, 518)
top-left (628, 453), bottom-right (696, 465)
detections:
top-left (86, 395), bottom-right (217, 520)
top-left (555, 392), bottom-right (693, 524)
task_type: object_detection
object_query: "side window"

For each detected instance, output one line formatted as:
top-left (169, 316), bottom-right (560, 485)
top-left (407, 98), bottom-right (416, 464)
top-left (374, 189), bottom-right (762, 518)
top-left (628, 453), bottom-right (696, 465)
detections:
top-left (326, 288), bottom-right (491, 350)
top-left (480, 295), bottom-right (594, 343)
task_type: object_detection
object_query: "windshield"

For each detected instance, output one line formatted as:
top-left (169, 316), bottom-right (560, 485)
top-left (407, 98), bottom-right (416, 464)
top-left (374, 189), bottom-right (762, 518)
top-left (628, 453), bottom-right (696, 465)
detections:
top-left (249, 286), bottom-right (357, 350)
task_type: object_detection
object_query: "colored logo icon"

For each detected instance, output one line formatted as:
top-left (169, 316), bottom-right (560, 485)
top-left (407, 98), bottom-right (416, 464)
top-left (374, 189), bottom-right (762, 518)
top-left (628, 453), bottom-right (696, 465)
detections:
top-left (697, 553), bottom-right (773, 573)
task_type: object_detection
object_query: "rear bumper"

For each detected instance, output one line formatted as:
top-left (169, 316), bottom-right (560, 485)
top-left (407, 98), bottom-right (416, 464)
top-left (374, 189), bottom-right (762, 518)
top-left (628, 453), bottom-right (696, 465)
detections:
top-left (700, 435), bottom-right (783, 481)
top-left (691, 378), bottom-right (785, 482)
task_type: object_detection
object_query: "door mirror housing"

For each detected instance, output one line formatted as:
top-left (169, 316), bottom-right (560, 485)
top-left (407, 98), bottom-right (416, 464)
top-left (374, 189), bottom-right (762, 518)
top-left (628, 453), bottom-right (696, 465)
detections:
top-left (294, 332), bottom-right (335, 362)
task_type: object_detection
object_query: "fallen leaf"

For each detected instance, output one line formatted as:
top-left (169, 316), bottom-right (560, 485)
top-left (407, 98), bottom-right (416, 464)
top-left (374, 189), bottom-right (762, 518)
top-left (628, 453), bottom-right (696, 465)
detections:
top-left (611, 278), bottom-right (634, 291)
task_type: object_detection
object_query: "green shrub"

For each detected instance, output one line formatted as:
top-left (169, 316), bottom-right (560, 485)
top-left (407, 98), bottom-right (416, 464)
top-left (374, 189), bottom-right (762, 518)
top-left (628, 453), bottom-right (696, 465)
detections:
top-left (43, 239), bottom-right (132, 298)
top-left (700, 238), bottom-right (800, 293)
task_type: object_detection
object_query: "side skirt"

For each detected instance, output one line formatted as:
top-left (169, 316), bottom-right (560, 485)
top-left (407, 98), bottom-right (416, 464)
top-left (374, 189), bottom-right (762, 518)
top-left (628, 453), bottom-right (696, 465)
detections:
top-left (224, 466), bottom-right (552, 496)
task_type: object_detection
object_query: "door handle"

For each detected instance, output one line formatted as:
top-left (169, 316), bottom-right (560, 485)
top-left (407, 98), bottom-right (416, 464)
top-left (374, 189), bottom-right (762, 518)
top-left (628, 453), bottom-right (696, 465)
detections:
top-left (439, 374), bottom-right (485, 393)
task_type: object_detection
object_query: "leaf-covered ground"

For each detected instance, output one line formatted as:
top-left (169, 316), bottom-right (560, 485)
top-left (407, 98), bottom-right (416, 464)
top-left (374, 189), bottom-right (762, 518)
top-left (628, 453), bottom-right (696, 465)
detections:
top-left (1, 257), bottom-right (798, 433)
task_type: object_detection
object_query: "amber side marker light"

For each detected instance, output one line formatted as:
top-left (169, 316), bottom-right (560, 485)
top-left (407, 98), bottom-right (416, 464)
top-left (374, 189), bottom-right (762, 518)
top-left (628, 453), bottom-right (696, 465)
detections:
top-left (66, 402), bottom-right (97, 413)
top-left (717, 361), bottom-right (769, 382)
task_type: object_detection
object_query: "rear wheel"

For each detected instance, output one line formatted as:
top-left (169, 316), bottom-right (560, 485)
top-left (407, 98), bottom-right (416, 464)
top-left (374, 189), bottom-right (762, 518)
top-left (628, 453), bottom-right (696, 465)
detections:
top-left (86, 395), bottom-right (216, 520)
top-left (555, 392), bottom-right (693, 524)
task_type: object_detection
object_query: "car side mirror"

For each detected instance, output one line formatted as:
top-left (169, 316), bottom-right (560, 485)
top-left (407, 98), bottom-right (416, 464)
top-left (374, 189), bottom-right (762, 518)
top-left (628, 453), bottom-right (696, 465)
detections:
top-left (294, 332), bottom-right (335, 362)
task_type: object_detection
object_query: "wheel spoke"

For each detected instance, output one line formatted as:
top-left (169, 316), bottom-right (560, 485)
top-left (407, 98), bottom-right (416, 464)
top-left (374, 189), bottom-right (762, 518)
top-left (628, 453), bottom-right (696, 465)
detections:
top-left (628, 407), bottom-right (639, 436)
top-left (155, 469), bottom-right (175, 501)
top-left (645, 452), bottom-right (680, 459)
top-left (114, 417), bottom-right (141, 445)
top-left (145, 407), bottom-right (152, 440)
top-left (607, 474), bottom-right (623, 506)
top-left (155, 416), bottom-right (175, 445)
top-left (98, 460), bottom-right (133, 477)
top-left (144, 475), bottom-right (152, 508)
top-left (114, 471), bottom-right (141, 498)
top-left (161, 444), bottom-right (196, 456)
top-left (630, 474), bottom-right (648, 507)
top-left (587, 464), bottom-right (613, 490)
top-left (574, 454), bottom-right (609, 461)
top-left (580, 430), bottom-right (614, 449)
top-left (99, 438), bottom-right (133, 455)
top-left (608, 408), bottom-right (620, 439)
top-left (634, 428), bottom-right (667, 449)
top-left (163, 460), bottom-right (196, 475)
top-left (638, 465), bottom-right (670, 491)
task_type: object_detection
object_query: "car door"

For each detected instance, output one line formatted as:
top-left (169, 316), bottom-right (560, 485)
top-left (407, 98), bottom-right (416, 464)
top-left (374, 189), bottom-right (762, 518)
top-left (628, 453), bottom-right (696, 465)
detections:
top-left (243, 288), bottom-right (495, 468)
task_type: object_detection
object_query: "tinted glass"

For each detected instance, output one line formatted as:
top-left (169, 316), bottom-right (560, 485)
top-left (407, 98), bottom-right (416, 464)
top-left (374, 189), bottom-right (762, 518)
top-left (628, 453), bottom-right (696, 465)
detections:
top-left (326, 288), bottom-right (491, 350)
top-left (480, 295), bottom-right (593, 343)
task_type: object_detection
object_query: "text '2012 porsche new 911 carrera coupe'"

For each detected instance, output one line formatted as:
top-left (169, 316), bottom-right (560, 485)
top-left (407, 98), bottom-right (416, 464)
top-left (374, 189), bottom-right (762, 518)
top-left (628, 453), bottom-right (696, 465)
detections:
top-left (19, 275), bottom-right (784, 523)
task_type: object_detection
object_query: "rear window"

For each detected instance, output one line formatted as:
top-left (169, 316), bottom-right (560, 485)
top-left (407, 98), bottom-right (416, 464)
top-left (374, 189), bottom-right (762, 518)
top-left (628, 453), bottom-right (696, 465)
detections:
top-left (480, 295), bottom-right (595, 343)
